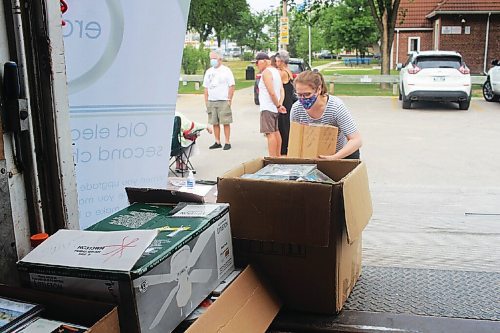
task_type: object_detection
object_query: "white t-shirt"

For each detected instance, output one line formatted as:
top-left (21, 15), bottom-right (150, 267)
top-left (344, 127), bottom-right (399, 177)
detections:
top-left (258, 66), bottom-right (282, 113)
top-left (203, 64), bottom-right (235, 101)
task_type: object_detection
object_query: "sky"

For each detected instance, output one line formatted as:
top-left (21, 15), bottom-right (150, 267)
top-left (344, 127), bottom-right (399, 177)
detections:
top-left (247, 0), bottom-right (282, 13)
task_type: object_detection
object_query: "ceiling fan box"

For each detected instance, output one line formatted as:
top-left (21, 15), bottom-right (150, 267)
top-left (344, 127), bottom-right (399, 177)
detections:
top-left (17, 201), bottom-right (234, 333)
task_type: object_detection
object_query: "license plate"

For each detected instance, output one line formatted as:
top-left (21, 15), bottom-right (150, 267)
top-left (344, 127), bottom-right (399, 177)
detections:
top-left (433, 76), bottom-right (445, 82)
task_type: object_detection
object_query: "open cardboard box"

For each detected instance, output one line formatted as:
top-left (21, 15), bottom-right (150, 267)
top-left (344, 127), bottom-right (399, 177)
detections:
top-left (217, 157), bottom-right (373, 313)
top-left (0, 284), bottom-right (119, 333)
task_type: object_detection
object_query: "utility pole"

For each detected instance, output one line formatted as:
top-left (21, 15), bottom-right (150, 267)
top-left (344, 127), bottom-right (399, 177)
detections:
top-left (281, 0), bottom-right (287, 51)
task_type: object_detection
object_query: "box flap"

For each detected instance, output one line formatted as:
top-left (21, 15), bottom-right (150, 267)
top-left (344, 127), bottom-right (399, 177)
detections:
top-left (222, 158), bottom-right (264, 178)
top-left (342, 162), bottom-right (373, 244)
top-left (186, 266), bottom-right (281, 333)
top-left (126, 187), bottom-right (205, 204)
top-left (287, 121), bottom-right (304, 157)
top-left (217, 177), bottom-right (332, 247)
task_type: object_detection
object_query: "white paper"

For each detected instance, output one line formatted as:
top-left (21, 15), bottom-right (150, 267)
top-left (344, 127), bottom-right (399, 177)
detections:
top-left (177, 184), bottom-right (213, 197)
top-left (172, 204), bottom-right (219, 218)
top-left (20, 229), bottom-right (158, 271)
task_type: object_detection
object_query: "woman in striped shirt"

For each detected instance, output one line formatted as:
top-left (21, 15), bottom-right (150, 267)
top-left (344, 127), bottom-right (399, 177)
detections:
top-left (290, 70), bottom-right (362, 159)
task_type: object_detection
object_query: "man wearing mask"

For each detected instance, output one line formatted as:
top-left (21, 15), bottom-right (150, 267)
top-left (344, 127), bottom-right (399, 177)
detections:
top-left (203, 50), bottom-right (235, 150)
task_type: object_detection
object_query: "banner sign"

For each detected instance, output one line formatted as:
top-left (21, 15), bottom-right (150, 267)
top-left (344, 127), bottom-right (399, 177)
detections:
top-left (63, 0), bottom-right (191, 229)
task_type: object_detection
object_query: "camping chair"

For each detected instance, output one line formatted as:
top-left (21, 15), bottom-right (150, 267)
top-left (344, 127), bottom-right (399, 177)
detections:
top-left (169, 115), bottom-right (197, 177)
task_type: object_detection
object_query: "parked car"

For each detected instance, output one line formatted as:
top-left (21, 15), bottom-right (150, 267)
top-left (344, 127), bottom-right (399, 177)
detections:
top-left (318, 50), bottom-right (336, 59)
top-left (254, 57), bottom-right (311, 105)
top-left (482, 59), bottom-right (500, 102)
top-left (397, 51), bottom-right (471, 110)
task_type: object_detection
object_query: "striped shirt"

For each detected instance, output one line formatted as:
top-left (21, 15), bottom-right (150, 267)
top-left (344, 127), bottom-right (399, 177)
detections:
top-left (290, 95), bottom-right (357, 153)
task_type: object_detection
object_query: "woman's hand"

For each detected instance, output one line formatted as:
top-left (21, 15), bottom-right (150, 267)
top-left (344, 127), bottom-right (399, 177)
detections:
top-left (319, 154), bottom-right (338, 160)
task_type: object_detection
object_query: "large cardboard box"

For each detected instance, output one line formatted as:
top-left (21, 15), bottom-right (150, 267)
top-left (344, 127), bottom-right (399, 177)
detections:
top-left (0, 285), bottom-right (119, 333)
top-left (217, 157), bottom-right (372, 314)
top-left (288, 121), bottom-right (339, 158)
top-left (18, 202), bottom-right (234, 333)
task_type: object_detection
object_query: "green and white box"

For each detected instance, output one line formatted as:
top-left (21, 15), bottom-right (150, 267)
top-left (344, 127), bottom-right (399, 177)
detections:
top-left (18, 203), bottom-right (234, 333)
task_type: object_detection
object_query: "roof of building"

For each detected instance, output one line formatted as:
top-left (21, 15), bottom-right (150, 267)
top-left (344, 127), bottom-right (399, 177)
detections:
top-left (397, 0), bottom-right (500, 28)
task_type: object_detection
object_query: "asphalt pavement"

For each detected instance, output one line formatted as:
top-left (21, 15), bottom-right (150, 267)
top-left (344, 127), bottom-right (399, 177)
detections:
top-left (174, 86), bottom-right (500, 273)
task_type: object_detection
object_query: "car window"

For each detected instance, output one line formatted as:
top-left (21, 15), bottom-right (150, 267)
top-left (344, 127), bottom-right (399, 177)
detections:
top-left (289, 63), bottom-right (302, 73)
top-left (415, 56), bottom-right (462, 69)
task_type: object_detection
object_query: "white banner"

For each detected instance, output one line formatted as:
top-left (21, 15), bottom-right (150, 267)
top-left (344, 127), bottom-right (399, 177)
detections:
top-left (63, 0), bottom-right (191, 229)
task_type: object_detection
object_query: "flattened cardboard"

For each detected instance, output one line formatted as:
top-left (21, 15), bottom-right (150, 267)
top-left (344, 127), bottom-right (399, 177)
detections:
top-left (0, 285), bottom-right (120, 333)
top-left (342, 162), bottom-right (373, 244)
top-left (186, 266), bottom-right (281, 333)
top-left (288, 122), bottom-right (338, 158)
top-left (126, 187), bottom-right (205, 205)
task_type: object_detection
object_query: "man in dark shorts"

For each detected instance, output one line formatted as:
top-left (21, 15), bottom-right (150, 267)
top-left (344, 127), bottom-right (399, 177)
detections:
top-left (255, 52), bottom-right (285, 157)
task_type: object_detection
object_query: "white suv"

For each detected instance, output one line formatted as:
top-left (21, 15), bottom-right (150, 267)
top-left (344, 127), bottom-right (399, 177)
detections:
top-left (397, 51), bottom-right (471, 110)
top-left (482, 59), bottom-right (500, 102)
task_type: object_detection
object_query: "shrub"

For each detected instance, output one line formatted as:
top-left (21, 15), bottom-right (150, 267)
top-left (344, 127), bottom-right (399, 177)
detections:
top-left (242, 52), bottom-right (254, 61)
top-left (181, 46), bottom-right (199, 74)
top-left (198, 47), bottom-right (210, 71)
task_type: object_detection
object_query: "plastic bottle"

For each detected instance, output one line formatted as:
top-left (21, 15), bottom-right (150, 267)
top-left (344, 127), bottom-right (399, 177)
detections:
top-left (186, 170), bottom-right (195, 189)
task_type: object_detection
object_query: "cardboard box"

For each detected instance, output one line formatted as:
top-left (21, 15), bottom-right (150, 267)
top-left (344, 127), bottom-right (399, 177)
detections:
top-left (288, 121), bottom-right (339, 158)
top-left (0, 284), bottom-right (119, 333)
top-left (18, 202), bottom-right (234, 333)
top-left (217, 157), bottom-right (372, 314)
top-left (186, 265), bottom-right (281, 333)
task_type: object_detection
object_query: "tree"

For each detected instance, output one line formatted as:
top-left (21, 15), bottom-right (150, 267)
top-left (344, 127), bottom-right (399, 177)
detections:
top-left (226, 10), bottom-right (274, 52)
top-left (367, 0), bottom-right (401, 75)
top-left (319, 0), bottom-right (378, 57)
top-left (290, 0), bottom-right (406, 75)
top-left (187, 0), bottom-right (248, 46)
top-left (288, 8), bottom-right (324, 59)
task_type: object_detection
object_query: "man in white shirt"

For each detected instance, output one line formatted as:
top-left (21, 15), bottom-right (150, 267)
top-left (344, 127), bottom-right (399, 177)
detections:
top-left (203, 51), bottom-right (235, 150)
top-left (255, 52), bottom-right (285, 157)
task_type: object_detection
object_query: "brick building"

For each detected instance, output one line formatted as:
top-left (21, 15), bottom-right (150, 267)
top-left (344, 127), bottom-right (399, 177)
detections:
top-left (392, 0), bottom-right (500, 74)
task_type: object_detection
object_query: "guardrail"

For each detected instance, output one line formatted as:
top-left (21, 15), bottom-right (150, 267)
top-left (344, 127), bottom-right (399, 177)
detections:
top-left (179, 74), bottom-right (487, 92)
top-left (323, 75), bottom-right (486, 85)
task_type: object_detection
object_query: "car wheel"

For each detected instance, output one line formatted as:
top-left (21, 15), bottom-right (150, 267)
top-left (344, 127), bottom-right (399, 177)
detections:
top-left (401, 87), bottom-right (411, 109)
top-left (459, 100), bottom-right (470, 110)
top-left (482, 80), bottom-right (500, 102)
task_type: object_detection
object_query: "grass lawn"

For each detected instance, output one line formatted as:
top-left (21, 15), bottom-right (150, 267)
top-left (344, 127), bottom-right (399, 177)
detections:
top-left (321, 68), bottom-right (399, 75)
top-left (311, 59), bottom-right (333, 67)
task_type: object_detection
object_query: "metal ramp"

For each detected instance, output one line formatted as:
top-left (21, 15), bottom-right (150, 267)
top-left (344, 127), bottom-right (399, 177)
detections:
top-left (271, 266), bottom-right (500, 333)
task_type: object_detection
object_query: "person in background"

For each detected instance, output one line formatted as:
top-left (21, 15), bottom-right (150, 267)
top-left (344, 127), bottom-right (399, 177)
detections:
top-left (174, 111), bottom-right (212, 171)
top-left (255, 52), bottom-right (286, 157)
top-left (290, 70), bottom-right (362, 159)
top-left (203, 50), bottom-right (235, 150)
top-left (274, 50), bottom-right (296, 155)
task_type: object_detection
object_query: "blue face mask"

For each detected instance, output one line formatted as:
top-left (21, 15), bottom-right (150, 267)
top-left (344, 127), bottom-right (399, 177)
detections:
top-left (210, 59), bottom-right (218, 68)
top-left (299, 94), bottom-right (318, 110)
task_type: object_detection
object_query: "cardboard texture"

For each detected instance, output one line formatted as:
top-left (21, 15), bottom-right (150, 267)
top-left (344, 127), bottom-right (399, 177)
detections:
top-left (217, 157), bottom-right (372, 314)
top-left (0, 285), bottom-right (120, 333)
top-left (288, 122), bottom-right (339, 158)
top-left (18, 202), bottom-right (234, 333)
top-left (186, 266), bottom-right (282, 333)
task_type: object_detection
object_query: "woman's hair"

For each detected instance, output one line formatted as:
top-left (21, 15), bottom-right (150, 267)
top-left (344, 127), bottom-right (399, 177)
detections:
top-left (294, 70), bottom-right (328, 95)
top-left (275, 50), bottom-right (290, 64)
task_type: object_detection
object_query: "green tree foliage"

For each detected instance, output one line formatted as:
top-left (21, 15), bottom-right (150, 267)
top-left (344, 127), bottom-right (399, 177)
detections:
top-left (187, 0), bottom-right (249, 46)
top-left (288, 8), bottom-right (324, 59)
top-left (225, 10), bottom-right (274, 52)
top-left (181, 46), bottom-right (199, 75)
top-left (319, 0), bottom-right (378, 56)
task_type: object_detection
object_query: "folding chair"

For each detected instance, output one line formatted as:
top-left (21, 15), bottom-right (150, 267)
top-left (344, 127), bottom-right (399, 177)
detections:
top-left (169, 116), bottom-right (196, 177)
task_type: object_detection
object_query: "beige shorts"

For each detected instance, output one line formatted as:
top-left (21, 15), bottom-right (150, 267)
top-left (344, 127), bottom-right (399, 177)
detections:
top-left (207, 100), bottom-right (233, 125)
top-left (260, 111), bottom-right (279, 133)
